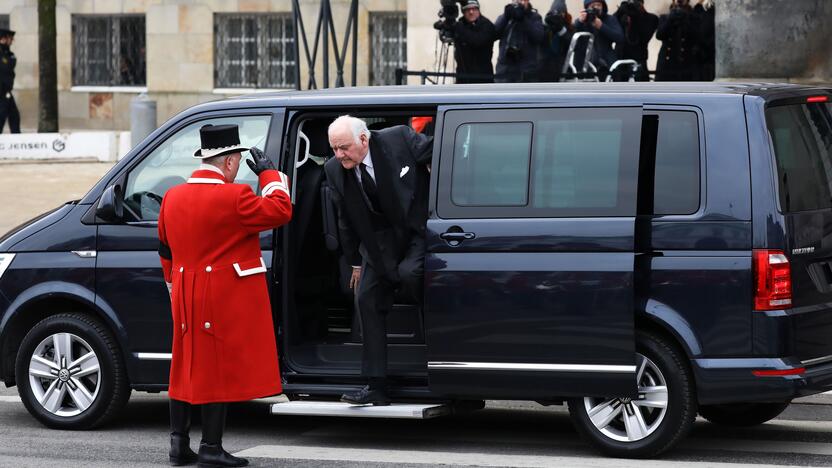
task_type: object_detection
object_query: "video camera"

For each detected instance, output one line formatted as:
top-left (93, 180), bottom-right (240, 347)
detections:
top-left (433, 0), bottom-right (466, 43)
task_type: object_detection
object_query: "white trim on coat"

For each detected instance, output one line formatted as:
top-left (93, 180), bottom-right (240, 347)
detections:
top-left (187, 177), bottom-right (225, 184)
top-left (233, 257), bottom-right (268, 277)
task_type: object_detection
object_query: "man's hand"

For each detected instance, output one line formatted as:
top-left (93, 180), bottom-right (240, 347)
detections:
top-left (246, 147), bottom-right (275, 175)
top-left (349, 266), bottom-right (361, 290)
top-left (593, 17), bottom-right (603, 29)
top-left (578, 10), bottom-right (588, 23)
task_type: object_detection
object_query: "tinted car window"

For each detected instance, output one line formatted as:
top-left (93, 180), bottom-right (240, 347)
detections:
top-left (439, 107), bottom-right (642, 218)
top-left (451, 122), bottom-right (532, 206)
top-left (653, 111), bottom-right (700, 215)
top-left (533, 118), bottom-right (624, 210)
top-left (123, 115), bottom-right (271, 221)
top-left (767, 103), bottom-right (832, 213)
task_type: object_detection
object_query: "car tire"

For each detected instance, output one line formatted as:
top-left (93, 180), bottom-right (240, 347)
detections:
top-left (567, 331), bottom-right (697, 458)
top-left (14, 312), bottom-right (131, 429)
top-left (699, 402), bottom-right (790, 427)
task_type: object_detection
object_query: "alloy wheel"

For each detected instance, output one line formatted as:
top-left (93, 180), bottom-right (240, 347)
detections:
top-left (27, 332), bottom-right (102, 417)
top-left (582, 353), bottom-right (669, 442)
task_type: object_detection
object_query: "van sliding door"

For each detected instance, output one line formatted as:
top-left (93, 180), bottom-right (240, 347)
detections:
top-left (424, 105), bottom-right (643, 399)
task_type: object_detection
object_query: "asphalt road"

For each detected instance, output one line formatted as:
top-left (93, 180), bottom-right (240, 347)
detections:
top-left (1, 383), bottom-right (832, 468)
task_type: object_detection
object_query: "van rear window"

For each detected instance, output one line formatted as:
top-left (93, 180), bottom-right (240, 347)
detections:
top-left (766, 103), bottom-right (832, 213)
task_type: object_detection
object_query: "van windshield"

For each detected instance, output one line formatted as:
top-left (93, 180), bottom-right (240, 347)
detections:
top-left (766, 101), bottom-right (832, 213)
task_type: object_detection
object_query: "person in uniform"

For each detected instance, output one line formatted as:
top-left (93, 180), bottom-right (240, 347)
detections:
top-left (0, 28), bottom-right (20, 134)
top-left (157, 124), bottom-right (292, 467)
top-left (324, 115), bottom-right (433, 406)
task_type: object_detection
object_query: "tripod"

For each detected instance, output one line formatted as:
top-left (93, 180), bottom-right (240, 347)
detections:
top-left (433, 35), bottom-right (453, 84)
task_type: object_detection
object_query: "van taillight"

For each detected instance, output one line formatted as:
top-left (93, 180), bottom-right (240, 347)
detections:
top-left (753, 250), bottom-right (792, 311)
top-left (807, 95), bottom-right (829, 103)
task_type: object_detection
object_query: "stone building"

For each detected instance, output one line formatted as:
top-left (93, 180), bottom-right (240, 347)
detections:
top-left (4, 0), bottom-right (683, 132)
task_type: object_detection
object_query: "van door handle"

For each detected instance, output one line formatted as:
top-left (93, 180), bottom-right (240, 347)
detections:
top-left (440, 229), bottom-right (476, 246)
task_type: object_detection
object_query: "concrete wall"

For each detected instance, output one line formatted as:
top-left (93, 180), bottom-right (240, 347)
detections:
top-left (716, 0), bottom-right (832, 82)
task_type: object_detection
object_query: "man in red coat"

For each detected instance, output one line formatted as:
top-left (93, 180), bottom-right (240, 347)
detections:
top-left (157, 124), bottom-right (292, 467)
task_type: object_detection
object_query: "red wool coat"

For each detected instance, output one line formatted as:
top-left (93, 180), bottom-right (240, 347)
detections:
top-left (158, 167), bottom-right (292, 404)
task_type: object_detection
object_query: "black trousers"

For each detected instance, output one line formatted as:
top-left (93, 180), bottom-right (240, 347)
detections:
top-left (0, 95), bottom-right (20, 134)
top-left (356, 233), bottom-right (425, 379)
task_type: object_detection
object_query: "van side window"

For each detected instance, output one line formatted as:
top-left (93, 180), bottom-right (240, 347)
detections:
top-left (766, 103), bottom-right (832, 213)
top-left (653, 111), bottom-right (701, 215)
top-left (532, 118), bottom-right (626, 210)
top-left (451, 122), bottom-right (532, 206)
top-left (440, 107), bottom-right (642, 218)
top-left (122, 115), bottom-right (271, 222)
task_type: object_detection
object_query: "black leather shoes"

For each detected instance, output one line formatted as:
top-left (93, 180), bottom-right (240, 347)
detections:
top-left (340, 386), bottom-right (391, 406)
top-left (170, 434), bottom-right (198, 466)
top-left (197, 442), bottom-right (249, 468)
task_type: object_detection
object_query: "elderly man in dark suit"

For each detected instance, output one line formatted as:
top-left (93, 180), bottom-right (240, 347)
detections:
top-left (324, 115), bottom-right (433, 405)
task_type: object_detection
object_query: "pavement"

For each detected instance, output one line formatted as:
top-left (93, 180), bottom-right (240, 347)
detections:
top-left (1, 384), bottom-right (832, 467)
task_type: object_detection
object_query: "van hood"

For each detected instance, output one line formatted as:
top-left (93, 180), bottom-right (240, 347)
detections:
top-left (0, 202), bottom-right (76, 252)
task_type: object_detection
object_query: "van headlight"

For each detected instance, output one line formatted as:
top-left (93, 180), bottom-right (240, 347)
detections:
top-left (0, 253), bottom-right (15, 280)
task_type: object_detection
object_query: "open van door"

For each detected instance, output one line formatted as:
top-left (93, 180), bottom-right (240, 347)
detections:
top-left (424, 104), bottom-right (643, 399)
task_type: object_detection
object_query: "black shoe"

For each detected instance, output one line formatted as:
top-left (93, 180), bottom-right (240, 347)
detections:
top-left (340, 386), bottom-right (391, 406)
top-left (197, 442), bottom-right (248, 468)
top-left (169, 434), bottom-right (198, 466)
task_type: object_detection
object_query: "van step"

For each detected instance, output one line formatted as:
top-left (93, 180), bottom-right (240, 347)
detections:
top-left (270, 400), bottom-right (451, 419)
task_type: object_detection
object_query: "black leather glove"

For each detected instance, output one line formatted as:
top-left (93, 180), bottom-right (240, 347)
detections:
top-left (246, 147), bottom-right (275, 175)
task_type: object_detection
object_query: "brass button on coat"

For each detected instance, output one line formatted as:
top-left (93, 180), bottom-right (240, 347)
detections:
top-left (204, 322), bottom-right (211, 329)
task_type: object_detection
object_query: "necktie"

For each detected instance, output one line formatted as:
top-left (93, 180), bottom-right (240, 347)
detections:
top-left (359, 163), bottom-right (380, 211)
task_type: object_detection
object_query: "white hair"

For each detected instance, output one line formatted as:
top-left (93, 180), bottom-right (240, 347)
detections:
top-left (328, 115), bottom-right (370, 144)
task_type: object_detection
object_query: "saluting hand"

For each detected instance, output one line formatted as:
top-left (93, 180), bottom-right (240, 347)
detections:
top-left (246, 147), bottom-right (275, 175)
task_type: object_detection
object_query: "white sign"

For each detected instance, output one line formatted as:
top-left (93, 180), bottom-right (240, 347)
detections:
top-left (0, 132), bottom-right (131, 162)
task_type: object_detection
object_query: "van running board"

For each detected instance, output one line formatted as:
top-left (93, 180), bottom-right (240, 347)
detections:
top-left (270, 400), bottom-right (452, 419)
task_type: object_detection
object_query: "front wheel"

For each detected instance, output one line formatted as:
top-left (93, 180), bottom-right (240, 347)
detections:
top-left (567, 331), bottom-right (697, 458)
top-left (15, 313), bottom-right (131, 429)
top-left (699, 402), bottom-right (790, 427)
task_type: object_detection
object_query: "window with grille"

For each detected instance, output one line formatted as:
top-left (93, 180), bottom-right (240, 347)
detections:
top-left (214, 14), bottom-right (296, 89)
top-left (0, 15), bottom-right (9, 31)
top-left (72, 15), bottom-right (146, 86)
top-left (370, 12), bottom-right (407, 86)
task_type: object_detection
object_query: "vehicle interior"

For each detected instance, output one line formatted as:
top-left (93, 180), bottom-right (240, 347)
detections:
top-left (278, 110), bottom-right (436, 382)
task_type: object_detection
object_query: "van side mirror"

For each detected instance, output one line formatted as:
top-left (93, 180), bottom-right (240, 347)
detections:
top-left (96, 184), bottom-right (124, 223)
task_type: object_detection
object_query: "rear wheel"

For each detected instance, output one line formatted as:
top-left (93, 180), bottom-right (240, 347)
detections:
top-left (567, 331), bottom-right (696, 458)
top-left (699, 402), bottom-right (790, 427)
top-left (15, 313), bottom-right (131, 429)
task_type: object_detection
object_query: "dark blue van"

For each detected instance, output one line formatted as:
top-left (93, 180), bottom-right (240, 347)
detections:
top-left (1, 83), bottom-right (831, 458)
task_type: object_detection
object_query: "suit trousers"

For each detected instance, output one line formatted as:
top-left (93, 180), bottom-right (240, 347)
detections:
top-left (356, 231), bottom-right (425, 379)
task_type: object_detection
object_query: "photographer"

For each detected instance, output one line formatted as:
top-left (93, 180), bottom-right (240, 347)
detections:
top-left (495, 0), bottom-right (544, 83)
top-left (656, 0), bottom-right (702, 81)
top-left (539, 0), bottom-right (573, 82)
top-left (613, 0), bottom-right (658, 81)
top-left (452, 0), bottom-right (497, 83)
top-left (574, 0), bottom-right (624, 80)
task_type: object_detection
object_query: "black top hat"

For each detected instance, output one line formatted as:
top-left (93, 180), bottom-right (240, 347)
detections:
top-left (193, 124), bottom-right (250, 159)
top-left (0, 29), bottom-right (16, 38)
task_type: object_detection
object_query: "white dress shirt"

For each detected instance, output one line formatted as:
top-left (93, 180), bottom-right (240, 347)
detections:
top-left (353, 149), bottom-right (376, 184)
